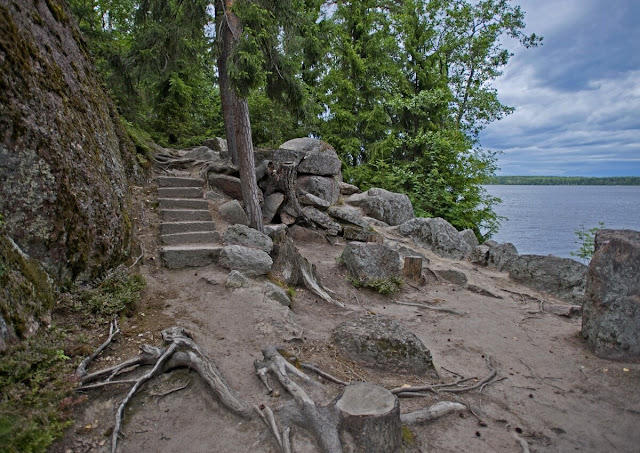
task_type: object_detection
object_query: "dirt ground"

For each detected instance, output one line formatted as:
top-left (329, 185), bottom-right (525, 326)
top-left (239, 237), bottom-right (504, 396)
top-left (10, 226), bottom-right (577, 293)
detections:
top-left (51, 177), bottom-right (640, 453)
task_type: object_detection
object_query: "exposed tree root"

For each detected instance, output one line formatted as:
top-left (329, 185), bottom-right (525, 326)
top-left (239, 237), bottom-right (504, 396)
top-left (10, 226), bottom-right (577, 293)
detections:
top-left (389, 355), bottom-right (497, 396)
top-left (76, 327), bottom-right (498, 453)
top-left (75, 320), bottom-right (120, 380)
top-left (394, 299), bottom-right (464, 315)
top-left (75, 326), bottom-right (251, 453)
top-left (271, 232), bottom-right (345, 308)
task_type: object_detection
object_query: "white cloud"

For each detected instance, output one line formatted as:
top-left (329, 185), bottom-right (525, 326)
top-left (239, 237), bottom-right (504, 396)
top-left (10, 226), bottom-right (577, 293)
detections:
top-left (479, 0), bottom-right (640, 176)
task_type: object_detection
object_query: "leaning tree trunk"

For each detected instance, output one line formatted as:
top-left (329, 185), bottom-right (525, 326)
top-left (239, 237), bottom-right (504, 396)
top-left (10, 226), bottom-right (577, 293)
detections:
top-left (218, 0), bottom-right (263, 231)
top-left (232, 94), bottom-right (263, 232)
top-left (216, 3), bottom-right (238, 165)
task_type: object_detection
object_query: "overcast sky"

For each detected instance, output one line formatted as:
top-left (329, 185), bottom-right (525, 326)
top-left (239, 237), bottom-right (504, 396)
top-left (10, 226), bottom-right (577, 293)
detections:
top-left (478, 0), bottom-right (640, 176)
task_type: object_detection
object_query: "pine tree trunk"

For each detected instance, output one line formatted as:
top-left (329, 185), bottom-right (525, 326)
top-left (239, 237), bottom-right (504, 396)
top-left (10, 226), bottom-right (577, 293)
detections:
top-left (233, 93), bottom-right (263, 232)
top-left (216, 0), bottom-right (263, 231)
top-left (216, 2), bottom-right (238, 164)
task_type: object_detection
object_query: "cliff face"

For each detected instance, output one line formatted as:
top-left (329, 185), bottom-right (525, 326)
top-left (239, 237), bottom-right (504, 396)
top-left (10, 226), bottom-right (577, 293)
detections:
top-left (0, 0), bottom-right (139, 347)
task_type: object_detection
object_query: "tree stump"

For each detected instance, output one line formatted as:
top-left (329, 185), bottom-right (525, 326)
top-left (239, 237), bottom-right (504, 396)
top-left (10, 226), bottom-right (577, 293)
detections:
top-left (403, 256), bottom-right (423, 283)
top-left (336, 382), bottom-right (402, 453)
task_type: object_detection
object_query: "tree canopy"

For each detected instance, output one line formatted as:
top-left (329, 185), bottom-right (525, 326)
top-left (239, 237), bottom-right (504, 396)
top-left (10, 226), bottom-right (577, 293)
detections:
top-left (69, 0), bottom-right (541, 238)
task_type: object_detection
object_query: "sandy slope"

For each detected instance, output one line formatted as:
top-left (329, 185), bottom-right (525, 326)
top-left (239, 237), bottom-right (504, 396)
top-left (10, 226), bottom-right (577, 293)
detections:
top-left (53, 181), bottom-right (640, 453)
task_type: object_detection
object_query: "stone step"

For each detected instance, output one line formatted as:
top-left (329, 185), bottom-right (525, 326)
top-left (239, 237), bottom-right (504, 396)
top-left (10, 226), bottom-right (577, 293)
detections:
top-left (161, 231), bottom-right (221, 245)
top-left (157, 187), bottom-right (203, 199)
top-left (161, 221), bottom-right (217, 235)
top-left (161, 245), bottom-right (222, 269)
top-left (157, 176), bottom-right (204, 188)
top-left (161, 209), bottom-right (211, 222)
top-left (159, 198), bottom-right (209, 210)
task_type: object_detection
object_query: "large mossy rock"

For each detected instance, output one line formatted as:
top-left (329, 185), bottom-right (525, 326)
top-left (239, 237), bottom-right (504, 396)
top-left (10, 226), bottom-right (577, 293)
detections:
top-left (0, 1), bottom-right (138, 345)
top-left (582, 230), bottom-right (640, 360)
top-left (0, 0), bottom-right (138, 284)
top-left (333, 314), bottom-right (437, 376)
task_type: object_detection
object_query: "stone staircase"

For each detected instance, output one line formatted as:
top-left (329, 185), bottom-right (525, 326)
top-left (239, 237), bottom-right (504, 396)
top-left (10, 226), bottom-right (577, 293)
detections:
top-left (157, 176), bottom-right (222, 268)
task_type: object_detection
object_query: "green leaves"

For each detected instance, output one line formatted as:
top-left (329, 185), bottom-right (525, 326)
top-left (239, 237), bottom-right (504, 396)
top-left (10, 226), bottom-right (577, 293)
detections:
top-left (571, 222), bottom-right (606, 262)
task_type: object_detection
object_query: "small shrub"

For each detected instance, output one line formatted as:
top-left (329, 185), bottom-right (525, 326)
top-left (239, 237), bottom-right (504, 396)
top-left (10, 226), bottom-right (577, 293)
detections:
top-left (571, 222), bottom-right (605, 262)
top-left (87, 272), bottom-right (145, 318)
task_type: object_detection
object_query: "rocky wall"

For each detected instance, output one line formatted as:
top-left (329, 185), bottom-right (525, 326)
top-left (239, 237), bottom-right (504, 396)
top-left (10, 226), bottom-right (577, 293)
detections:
top-left (0, 0), bottom-right (139, 346)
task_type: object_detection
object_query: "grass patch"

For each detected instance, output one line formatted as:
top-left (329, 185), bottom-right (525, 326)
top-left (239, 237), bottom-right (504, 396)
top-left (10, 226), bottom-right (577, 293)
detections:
top-left (348, 276), bottom-right (404, 295)
top-left (0, 326), bottom-right (77, 453)
top-left (62, 267), bottom-right (146, 323)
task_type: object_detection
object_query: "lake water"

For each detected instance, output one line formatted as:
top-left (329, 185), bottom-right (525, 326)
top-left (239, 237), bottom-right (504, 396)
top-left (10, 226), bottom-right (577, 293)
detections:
top-left (483, 185), bottom-right (640, 259)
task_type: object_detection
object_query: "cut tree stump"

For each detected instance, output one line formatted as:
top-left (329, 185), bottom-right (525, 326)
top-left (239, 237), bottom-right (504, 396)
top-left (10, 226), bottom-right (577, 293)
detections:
top-left (336, 382), bottom-right (402, 453)
top-left (403, 256), bottom-right (424, 284)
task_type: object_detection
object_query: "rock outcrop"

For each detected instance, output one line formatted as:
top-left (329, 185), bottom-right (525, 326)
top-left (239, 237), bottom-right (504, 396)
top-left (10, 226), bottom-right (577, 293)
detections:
top-left (396, 218), bottom-right (472, 260)
top-left (1, 0), bottom-right (139, 346)
top-left (582, 230), bottom-right (640, 360)
top-left (508, 255), bottom-right (587, 304)
top-left (340, 243), bottom-right (402, 283)
top-left (218, 245), bottom-right (273, 277)
top-left (347, 188), bottom-right (414, 226)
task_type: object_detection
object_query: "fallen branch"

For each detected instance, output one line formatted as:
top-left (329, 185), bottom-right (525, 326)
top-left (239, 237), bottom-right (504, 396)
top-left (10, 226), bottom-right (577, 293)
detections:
top-left (390, 376), bottom-right (476, 395)
top-left (111, 342), bottom-right (178, 452)
top-left (401, 401), bottom-right (466, 424)
top-left (300, 363), bottom-right (350, 386)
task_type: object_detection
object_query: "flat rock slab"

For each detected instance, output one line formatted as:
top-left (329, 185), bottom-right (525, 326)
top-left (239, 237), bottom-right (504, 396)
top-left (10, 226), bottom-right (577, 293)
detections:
top-left (157, 176), bottom-right (204, 187)
top-left (396, 217), bottom-right (472, 260)
top-left (161, 245), bottom-right (222, 268)
top-left (218, 245), bottom-right (273, 277)
top-left (161, 209), bottom-right (212, 222)
top-left (509, 254), bottom-right (586, 304)
top-left (347, 188), bottom-right (414, 226)
top-left (161, 221), bottom-right (217, 235)
top-left (222, 224), bottom-right (273, 254)
top-left (332, 313), bottom-right (437, 375)
top-left (159, 198), bottom-right (209, 210)
top-left (161, 231), bottom-right (221, 245)
top-left (157, 187), bottom-right (203, 199)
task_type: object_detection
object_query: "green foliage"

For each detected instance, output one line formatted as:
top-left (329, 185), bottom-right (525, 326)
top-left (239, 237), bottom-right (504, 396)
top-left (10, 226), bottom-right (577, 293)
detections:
top-left (122, 119), bottom-right (154, 167)
top-left (68, 0), bottom-right (539, 236)
top-left (571, 222), bottom-right (605, 262)
top-left (62, 268), bottom-right (146, 323)
top-left (0, 327), bottom-right (75, 453)
top-left (348, 276), bottom-right (404, 296)
top-left (69, 0), bottom-right (224, 145)
top-left (318, 0), bottom-right (535, 239)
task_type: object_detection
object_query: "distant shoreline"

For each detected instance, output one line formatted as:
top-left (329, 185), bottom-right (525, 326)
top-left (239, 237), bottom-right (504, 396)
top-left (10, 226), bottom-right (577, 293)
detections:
top-left (487, 176), bottom-right (640, 185)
